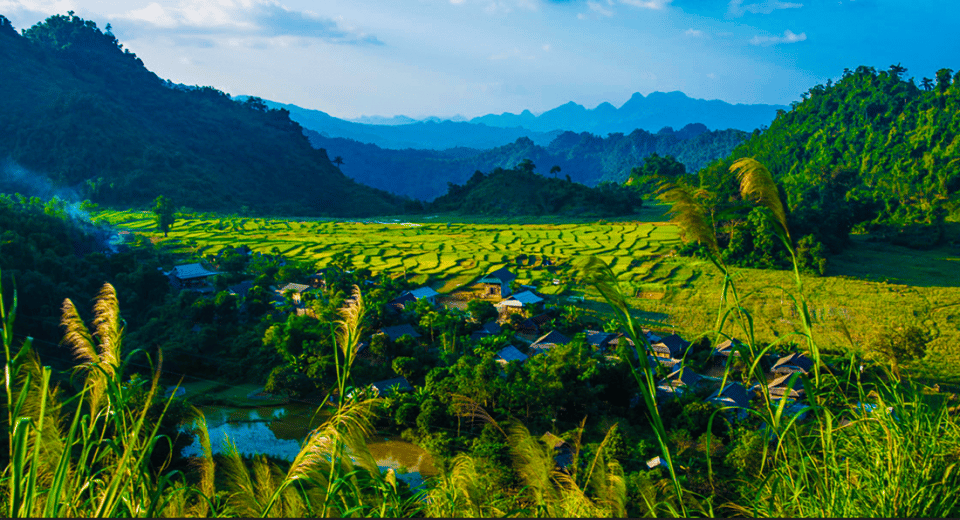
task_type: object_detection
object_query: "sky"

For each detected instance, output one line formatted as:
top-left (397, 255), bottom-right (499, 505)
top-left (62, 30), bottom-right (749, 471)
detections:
top-left (1, 0), bottom-right (957, 120)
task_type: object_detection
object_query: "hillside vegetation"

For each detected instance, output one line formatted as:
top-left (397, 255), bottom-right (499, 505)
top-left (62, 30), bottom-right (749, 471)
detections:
top-left (0, 14), bottom-right (404, 216)
top-left (696, 64), bottom-right (960, 254)
top-left (308, 124), bottom-right (745, 200)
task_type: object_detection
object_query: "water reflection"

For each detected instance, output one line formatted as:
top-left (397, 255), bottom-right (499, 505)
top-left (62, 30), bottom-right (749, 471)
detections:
top-left (181, 405), bottom-right (436, 489)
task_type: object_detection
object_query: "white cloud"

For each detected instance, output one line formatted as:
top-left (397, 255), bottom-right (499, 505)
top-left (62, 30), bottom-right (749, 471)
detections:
top-left (0, 0), bottom-right (75, 15)
top-left (685, 28), bottom-right (703, 37)
top-left (749, 29), bottom-right (806, 46)
top-left (588, 1), bottom-right (614, 17)
top-left (542, 43), bottom-right (551, 51)
top-left (111, 0), bottom-right (382, 46)
top-left (621, 0), bottom-right (672, 9)
top-left (728, 0), bottom-right (802, 17)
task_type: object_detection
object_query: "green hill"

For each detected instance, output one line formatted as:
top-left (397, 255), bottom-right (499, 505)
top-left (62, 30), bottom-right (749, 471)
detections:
top-left (698, 64), bottom-right (960, 248)
top-left (429, 162), bottom-right (642, 217)
top-left (0, 14), bottom-right (404, 216)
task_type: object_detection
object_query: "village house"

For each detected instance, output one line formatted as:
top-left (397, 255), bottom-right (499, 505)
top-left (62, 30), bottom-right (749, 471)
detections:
top-left (585, 330), bottom-right (618, 352)
top-left (494, 290), bottom-right (544, 316)
top-left (712, 338), bottom-right (746, 366)
top-left (495, 345), bottom-right (528, 366)
top-left (378, 324), bottom-right (422, 342)
top-left (474, 267), bottom-right (517, 298)
top-left (470, 321), bottom-right (502, 342)
top-left (518, 313), bottom-right (553, 336)
top-left (386, 292), bottom-right (416, 313)
top-left (529, 330), bottom-right (571, 356)
top-left (227, 280), bottom-right (255, 299)
top-left (766, 372), bottom-right (806, 400)
top-left (369, 377), bottom-right (413, 397)
top-left (166, 263), bottom-right (219, 291)
top-left (707, 382), bottom-right (751, 418)
top-left (656, 367), bottom-right (703, 400)
top-left (306, 270), bottom-right (326, 289)
top-left (772, 352), bottom-right (814, 375)
top-left (540, 432), bottom-right (574, 472)
top-left (649, 334), bottom-right (691, 359)
top-left (275, 283), bottom-right (311, 304)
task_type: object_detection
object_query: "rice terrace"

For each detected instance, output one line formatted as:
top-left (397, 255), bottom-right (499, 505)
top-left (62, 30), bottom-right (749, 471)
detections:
top-left (98, 208), bottom-right (960, 383)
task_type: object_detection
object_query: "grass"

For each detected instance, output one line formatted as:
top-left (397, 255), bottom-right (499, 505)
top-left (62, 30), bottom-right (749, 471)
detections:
top-left (96, 209), bottom-right (960, 383)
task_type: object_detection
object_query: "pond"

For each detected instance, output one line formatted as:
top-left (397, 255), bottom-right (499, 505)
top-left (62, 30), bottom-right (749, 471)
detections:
top-left (181, 404), bottom-right (437, 489)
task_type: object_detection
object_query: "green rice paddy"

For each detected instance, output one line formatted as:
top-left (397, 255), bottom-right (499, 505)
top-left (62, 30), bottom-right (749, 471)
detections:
top-left (98, 209), bottom-right (960, 383)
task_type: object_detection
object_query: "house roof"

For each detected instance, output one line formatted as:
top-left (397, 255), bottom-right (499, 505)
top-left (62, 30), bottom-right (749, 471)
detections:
top-left (650, 334), bottom-right (690, 358)
top-left (388, 292), bottom-right (416, 306)
top-left (278, 283), bottom-right (310, 294)
top-left (496, 290), bottom-right (543, 307)
top-left (646, 456), bottom-right (668, 469)
top-left (478, 267), bottom-right (517, 284)
top-left (379, 324), bottom-right (421, 341)
top-left (772, 353), bottom-right (814, 373)
top-left (586, 330), bottom-right (617, 348)
top-left (532, 330), bottom-right (570, 348)
top-left (496, 345), bottom-right (528, 364)
top-left (768, 373), bottom-right (805, 398)
top-left (520, 313), bottom-right (553, 330)
top-left (409, 286), bottom-right (440, 300)
top-left (648, 356), bottom-right (682, 371)
top-left (713, 338), bottom-right (745, 357)
top-left (370, 377), bottom-right (413, 396)
top-left (708, 382), bottom-right (750, 409)
top-left (478, 321), bottom-right (502, 335)
top-left (659, 367), bottom-right (702, 388)
top-left (227, 280), bottom-right (255, 298)
top-left (170, 263), bottom-right (218, 280)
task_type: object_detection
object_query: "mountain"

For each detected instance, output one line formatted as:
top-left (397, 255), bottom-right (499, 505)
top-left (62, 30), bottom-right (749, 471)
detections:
top-left (696, 64), bottom-right (960, 248)
top-left (305, 123), bottom-right (747, 201)
top-left (259, 99), bottom-right (563, 150)
top-left (470, 91), bottom-right (786, 134)
top-left (0, 14), bottom-right (404, 216)
top-left (429, 164), bottom-right (642, 217)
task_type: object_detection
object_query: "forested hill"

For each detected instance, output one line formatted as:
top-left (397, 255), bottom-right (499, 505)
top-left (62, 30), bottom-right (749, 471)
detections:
top-left (307, 123), bottom-right (746, 201)
top-left (0, 14), bottom-right (404, 216)
top-left (429, 163), bottom-right (642, 217)
top-left (698, 65), bottom-right (960, 245)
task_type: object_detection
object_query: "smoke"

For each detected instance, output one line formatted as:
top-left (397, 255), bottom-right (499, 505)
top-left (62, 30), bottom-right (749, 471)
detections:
top-left (0, 158), bottom-right (117, 254)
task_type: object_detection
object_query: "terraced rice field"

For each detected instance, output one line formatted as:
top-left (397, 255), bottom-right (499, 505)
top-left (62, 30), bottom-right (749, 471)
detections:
top-left (97, 210), bottom-right (960, 383)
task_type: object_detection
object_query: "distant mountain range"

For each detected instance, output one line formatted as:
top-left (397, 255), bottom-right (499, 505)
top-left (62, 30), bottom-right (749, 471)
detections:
top-left (305, 123), bottom-right (747, 201)
top-left (259, 92), bottom-right (784, 152)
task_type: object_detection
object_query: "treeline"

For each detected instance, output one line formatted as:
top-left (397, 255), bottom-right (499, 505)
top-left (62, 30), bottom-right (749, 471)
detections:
top-left (661, 64), bottom-right (960, 273)
top-left (0, 13), bottom-right (405, 216)
top-left (306, 123), bottom-right (746, 201)
top-left (429, 162), bottom-right (643, 217)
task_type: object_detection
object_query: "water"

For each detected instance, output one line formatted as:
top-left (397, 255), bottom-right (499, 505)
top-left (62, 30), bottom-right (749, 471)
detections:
top-left (181, 404), bottom-right (436, 489)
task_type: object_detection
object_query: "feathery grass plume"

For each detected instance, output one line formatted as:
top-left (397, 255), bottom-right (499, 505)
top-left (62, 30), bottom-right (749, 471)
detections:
top-left (60, 285), bottom-right (124, 414)
top-left (186, 407), bottom-right (216, 517)
top-left (451, 394), bottom-right (507, 439)
top-left (220, 437), bottom-right (261, 517)
top-left (731, 157), bottom-right (790, 241)
top-left (657, 181), bottom-right (719, 254)
top-left (424, 453), bottom-right (509, 518)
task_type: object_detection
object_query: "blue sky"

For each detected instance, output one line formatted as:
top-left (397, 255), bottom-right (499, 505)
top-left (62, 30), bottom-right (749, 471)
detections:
top-left (1, 0), bottom-right (957, 119)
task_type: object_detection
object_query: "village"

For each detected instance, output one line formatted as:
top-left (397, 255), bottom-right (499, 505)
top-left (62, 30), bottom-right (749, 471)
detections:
top-left (163, 245), bottom-right (818, 471)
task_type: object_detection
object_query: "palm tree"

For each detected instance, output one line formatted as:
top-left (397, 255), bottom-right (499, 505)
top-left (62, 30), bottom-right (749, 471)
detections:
top-left (333, 156), bottom-right (345, 169)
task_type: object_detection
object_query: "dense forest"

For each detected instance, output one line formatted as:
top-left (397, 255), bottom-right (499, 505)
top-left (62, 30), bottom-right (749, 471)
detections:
top-left (0, 14), bottom-right (405, 216)
top-left (429, 162), bottom-right (643, 216)
top-left (661, 64), bottom-right (960, 272)
top-left (307, 124), bottom-right (746, 201)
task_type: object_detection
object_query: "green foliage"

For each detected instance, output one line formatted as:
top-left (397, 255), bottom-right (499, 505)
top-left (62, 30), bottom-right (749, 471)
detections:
top-left (431, 166), bottom-right (642, 216)
top-left (699, 64), bottom-right (960, 248)
top-left (152, 195), bottom-right (174, 237)
top-left (0, 14), bottom-right (404, 216)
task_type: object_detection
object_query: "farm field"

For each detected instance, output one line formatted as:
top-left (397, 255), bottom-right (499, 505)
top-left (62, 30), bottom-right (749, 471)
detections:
top-left (97, 209), bottom-right (960, 383)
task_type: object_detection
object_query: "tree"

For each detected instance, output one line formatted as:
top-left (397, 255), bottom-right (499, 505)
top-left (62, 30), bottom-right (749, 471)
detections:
top-left (550, 165), bottom-right (561, 179)
top-left (333, 156), bottom-right (345, 169)
top-left (921, 77), bottom-right (934, 91)
top-left (152, 195), bottom-right (175, 237)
